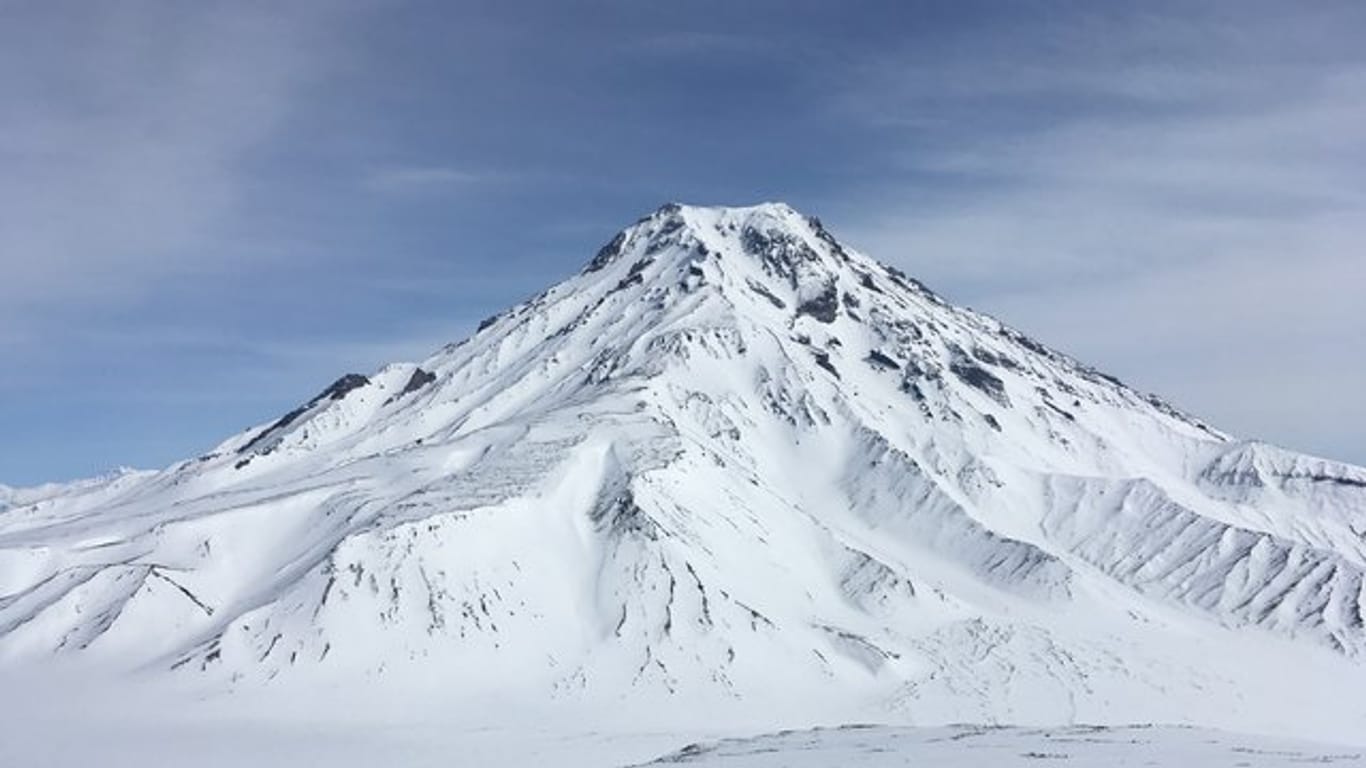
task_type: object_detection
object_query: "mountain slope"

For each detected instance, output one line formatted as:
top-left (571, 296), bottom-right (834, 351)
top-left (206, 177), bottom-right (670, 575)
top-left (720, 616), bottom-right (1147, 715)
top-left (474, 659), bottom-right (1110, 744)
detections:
top-left (2, 203), bottom-right (1364, 738)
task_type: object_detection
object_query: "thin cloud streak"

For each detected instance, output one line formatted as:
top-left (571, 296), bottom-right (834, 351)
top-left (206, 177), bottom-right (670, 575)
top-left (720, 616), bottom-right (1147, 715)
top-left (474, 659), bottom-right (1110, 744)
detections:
top-left (830, 8), bottom-right (1366, 463)
top-left (364, 166), bottom-right (486, 193)
top-left (0, 3), bottom-right (354, 338)
top-left (2, 1), bottom-right (1362, 482)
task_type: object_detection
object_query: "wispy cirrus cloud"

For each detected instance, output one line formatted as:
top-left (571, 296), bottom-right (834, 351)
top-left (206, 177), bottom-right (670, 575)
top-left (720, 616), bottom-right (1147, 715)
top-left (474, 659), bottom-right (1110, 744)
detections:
top-left (3, 0), bottom-right (1363, 484)
top-left (827, 5), bottom-right (1366, 462)
top-left (363, 165), bottom-right (487, 193)
top-left (0, 2), bottom-right (358, 344)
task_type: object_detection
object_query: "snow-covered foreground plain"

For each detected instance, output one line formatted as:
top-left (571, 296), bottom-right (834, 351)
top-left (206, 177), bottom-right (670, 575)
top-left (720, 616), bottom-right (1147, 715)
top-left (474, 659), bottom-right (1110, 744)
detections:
top-left (4, 203), bottom-right (1366, 764)
top-left (639, 724), bottom-right (1366, 767)
top-left (0, 669), bottom-right (690, 767)
top-left (2, 671), bottom-right (1363, 767)
top-left (3, 673), bottom-right (1363, 768)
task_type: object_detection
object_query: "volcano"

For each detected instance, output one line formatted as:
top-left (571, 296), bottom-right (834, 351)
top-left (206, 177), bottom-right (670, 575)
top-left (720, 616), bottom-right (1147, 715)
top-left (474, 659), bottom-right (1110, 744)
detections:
top-left (3, 203), bottom-right (1365, 741)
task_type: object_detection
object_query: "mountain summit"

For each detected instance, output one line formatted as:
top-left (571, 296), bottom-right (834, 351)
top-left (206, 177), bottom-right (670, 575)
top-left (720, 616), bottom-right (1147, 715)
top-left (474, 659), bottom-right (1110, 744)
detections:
top-left (2, 203), bottom-right (1365, 735)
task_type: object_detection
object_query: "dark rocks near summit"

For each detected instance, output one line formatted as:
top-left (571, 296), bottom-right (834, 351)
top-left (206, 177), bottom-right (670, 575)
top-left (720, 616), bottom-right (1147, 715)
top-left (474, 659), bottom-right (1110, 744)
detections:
top-left (239, 374), bottom-right (370, 455)
top-left (949, 358), bottom-right (1010, 407)
top-left (394, 368), bottom-right (437, 401)
top-left (865, 349), bottom-right (900, 371)
top-left (584, 231), bottom-right (628, 274)
top-left (321, 374), bottom-right (371, 401)
top-left (797, 283), bottom-right (840, 324)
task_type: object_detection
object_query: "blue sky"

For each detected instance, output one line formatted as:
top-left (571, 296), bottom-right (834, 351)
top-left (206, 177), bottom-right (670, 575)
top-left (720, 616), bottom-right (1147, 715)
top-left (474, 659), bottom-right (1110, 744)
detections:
top-left (2, 0), bottom-right (1364, 485)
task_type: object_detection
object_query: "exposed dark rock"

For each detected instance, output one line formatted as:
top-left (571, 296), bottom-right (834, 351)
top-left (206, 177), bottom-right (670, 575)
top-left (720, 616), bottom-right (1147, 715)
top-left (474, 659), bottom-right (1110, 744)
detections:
top-left (746, 279), bottom-right (787, 309)
top-left (885, 264), bottom-right (910, 283)
top-left (879, 264), bottom-right (945, 305)
top-left (654, 214), bottom-right (685, 238)
top-left (603, 257), bottom-right (651, 294)
top-left (642, 211), bottom-right (687, 255)
top-left (610, 272), bottom-right (644, 294)
top-left (983, 414), bottom-right (1002, 432)
top-left (592, 489), bottom-right (659, 539)
top-left (1141, 393), bottom-right (1210, 432)
top-left (239, 374), bottom-right (370, 455)
top-left (865, 350), bottom-right (899, 370)
top-left (584, 231), bottom-right (627, 273)
top-left (1045, 402), bottom-right (1077, 421)
top-left (1086, 367), bottom-right (1126, 388)
top-left (397, 368), bottom-right (436, 398)
top-left (810, 218), bottom-right (856, 264)
top-left (903, 356), bottom-right (927, 379)
top-left (741, 226), bottom-right (821, 286)
top-left (1297, 474), bottom-right (1366, 489)
top-left (322, 374), bottom-right (370, 401)
top-left (972, 345), bottom-right (1020, 371)
top-left (797, 283), bottom-right (839, 324)
top-left (476, 314), bottom-right (500, 332)
top-left (1003, 327), bottom-right (1052, 358)
top-left (813, 351), bottom-right (840, 379)
top-left (950, 359), bottom-right (1010, 407)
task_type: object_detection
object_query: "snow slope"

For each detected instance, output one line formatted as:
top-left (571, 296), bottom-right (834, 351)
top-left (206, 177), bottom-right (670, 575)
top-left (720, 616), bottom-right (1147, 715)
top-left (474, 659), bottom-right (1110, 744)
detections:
top-left (2, 203), bottom-right (1365, 742)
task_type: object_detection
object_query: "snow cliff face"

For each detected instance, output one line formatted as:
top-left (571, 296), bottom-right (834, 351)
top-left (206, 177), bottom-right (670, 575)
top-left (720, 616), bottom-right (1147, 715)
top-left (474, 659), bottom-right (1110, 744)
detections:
top-left (2, 203), bottom-right (1365, 734)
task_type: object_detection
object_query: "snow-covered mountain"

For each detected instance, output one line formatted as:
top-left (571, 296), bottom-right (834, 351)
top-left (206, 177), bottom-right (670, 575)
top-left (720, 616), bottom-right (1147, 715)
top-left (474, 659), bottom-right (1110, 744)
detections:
top-left (2, 203), bottom-right (1365, 739)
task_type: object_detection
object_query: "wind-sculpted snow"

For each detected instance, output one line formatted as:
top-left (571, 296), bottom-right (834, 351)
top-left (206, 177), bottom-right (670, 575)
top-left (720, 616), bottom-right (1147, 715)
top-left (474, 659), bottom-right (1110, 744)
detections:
top-left (3, 202), bottom-right (1366, 743)
top-left (844, 430), bottom-right (1069, 600)
top-left (1197, 442), bottom-right (1366, 561)
top-left (1044, 475), bottom-right (1366, 655)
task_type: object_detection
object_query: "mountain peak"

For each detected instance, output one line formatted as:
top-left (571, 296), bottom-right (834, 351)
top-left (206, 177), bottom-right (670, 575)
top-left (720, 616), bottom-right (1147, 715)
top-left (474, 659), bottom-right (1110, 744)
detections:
top-left (584, 201), bottom-right (826, 274)
top-left (645, 200), bottom-right (807, 229)
top-left (4, 202), bottom-right (1364, 744)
